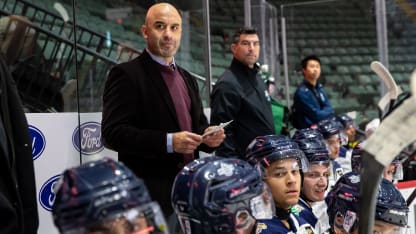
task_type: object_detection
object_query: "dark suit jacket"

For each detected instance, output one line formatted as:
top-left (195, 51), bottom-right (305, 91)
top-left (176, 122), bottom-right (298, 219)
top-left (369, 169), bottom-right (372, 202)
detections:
top-left (0, 53), bottom-right (38, 234)
top-left (102, 50), bottom-right (211, 214)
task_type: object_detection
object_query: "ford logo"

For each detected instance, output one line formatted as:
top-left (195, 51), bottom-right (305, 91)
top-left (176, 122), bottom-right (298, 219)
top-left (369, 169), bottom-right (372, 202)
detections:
top-left (39, 175), bottom-right (61, 211)
top-left (29, 125), bottom-right (46, 160)
top-left (72, 122), bottom-right (104, 155)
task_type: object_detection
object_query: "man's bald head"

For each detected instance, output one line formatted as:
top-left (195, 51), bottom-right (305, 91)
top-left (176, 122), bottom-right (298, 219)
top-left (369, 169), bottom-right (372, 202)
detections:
top-left (145, 3), bottom-right (181, 26)
top-left (141, 2), bottom-right (182, 63)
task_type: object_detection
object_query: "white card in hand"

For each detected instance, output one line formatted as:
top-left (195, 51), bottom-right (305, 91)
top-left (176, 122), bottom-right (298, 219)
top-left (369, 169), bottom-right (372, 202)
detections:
top-left (202, 120), bottom-right (233, 137)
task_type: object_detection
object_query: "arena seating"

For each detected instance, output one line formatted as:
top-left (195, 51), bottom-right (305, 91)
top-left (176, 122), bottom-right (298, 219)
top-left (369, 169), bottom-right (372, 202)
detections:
top-left (1, 0), bottom-right (415, 120)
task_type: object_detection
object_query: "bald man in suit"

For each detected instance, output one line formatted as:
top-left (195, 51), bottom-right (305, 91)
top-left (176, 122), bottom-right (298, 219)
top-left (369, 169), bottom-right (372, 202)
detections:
top-left (102, 3), bottom-right (225, 216)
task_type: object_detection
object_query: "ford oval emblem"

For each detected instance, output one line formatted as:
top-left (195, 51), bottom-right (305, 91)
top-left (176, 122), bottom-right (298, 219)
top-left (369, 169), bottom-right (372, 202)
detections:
top-left (39, 175), bottom-right (61, 211)
top-left (29, 125), bottom-right (46, 160)
top-left (72, 122), bottom-right (104, 155)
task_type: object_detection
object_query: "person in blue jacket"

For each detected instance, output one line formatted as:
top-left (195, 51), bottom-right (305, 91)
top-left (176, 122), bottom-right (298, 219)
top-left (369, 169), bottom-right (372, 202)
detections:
top-left (292, 55), bottom-right (334, 129)
top-left (246, 135), bottom-right (316, 234)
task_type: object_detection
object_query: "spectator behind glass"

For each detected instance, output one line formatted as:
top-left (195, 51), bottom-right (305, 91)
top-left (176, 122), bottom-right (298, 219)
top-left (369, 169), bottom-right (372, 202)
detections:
top-left (210, 27), bottom-right (275, 158)
top-left (52, 158), bottom-right (169, 234)
top-left (101, 2), bottom-right (225, 220)
top-left (292, 55), bottom-right (334, 129)
top-left (0, 53), bottom-right (38, 234)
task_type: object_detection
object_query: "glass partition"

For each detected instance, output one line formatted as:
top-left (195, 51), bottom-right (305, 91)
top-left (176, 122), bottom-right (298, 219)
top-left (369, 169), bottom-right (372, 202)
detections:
top-left (1, 0), bottom-right (80, 112)
top-left (208, 0), bottom-right (244, 81)
top-left (280, 0), bottom-right (380, 127)
top-left (385, 0), bottom-right (416, 93)
top-left (251, 0), bottom-right (280, 100)
top-left (2, 0), bottom-right (416, 232)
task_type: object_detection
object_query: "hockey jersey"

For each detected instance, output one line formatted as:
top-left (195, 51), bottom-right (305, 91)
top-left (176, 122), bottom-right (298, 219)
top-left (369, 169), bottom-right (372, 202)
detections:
top-left (256, 213), bottom-right (316, 234)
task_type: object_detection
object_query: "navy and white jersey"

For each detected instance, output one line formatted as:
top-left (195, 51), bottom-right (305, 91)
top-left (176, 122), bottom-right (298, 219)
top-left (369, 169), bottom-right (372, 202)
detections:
top-left (328, 160), bottom-right (343, 190)
top-left (335, 146), bottom-right (352, 173)
top-left (312, 200), bottom-right (330, 233)
top-left (295, 197), bottom-right (318, 228)
top-left (256, 213), bottom-right (316, 234)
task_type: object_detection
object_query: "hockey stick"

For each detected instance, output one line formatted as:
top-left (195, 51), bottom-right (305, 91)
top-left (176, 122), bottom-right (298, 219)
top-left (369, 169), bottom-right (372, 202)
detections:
top-left (370, 61), bottom-right (403, 118)
top-left (406, 188), bottom-right (416, 206)
top-left (358, 69), bottom-right (416, 234)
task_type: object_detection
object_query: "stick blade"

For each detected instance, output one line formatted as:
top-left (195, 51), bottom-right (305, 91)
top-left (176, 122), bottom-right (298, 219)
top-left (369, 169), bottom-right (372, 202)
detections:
top-left (359, 70), bottom-right (416, 234)
top-left (361, 68), bottom-right (416, 167)
top-left (370, 61), bottom-right (403, 110)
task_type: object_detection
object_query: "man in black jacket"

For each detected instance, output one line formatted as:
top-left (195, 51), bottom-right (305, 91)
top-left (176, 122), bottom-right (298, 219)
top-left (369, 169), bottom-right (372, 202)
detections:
top-left (210, 27), bottom-right (275, 158)
top-left (0, 53), bottom-right (38, 234)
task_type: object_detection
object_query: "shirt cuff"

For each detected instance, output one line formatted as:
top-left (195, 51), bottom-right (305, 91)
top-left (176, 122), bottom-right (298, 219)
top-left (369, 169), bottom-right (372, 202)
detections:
top-left (167, 133), bottom-right (173, 153)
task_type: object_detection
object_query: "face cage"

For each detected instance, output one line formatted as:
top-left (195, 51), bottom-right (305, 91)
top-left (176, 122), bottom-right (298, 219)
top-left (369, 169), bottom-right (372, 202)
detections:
top-left (62, 202), bottom-right (168, 234)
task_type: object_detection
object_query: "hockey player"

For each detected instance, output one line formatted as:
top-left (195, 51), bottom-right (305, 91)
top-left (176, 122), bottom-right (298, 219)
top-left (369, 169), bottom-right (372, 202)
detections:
top-left (171, 156), bottom-right (274, 234)
top-left (52, 158), bottom-right (169, 234)
top-left (326, 172), bottom-right (408, 234)
top-left (336, 114), bottom-right (359, 149)
top-left (292, 128), bottom-right (324, 142)
top-left (317, 119), bottom-right (345, 187)
top-left (350, 145), bottom-right (404, 183)
top-left (246, 135), bottom-right (316, 234)
top-left (294, 138), bottom-right (331, 233)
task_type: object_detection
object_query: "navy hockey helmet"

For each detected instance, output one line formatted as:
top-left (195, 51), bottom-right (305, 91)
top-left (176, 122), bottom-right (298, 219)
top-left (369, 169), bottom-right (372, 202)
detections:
top-left (171, 156), bottom-right (274, 234)
top-left (245, 135), bottom-right (308, 171)
top-left (326, 172), bottom-right (361, 233)
top-left (336, 114), bottom-right (354, 129)
top-left (52, 158), bottom-right (168, 234)
top-left (292, 128), bottom-right (324, 141)
top-left (317, 118), bottom-right (341, 139)
top-left (375, 178), bottom-right (409, 227)
top-left (295, 139), bottom-right (330, 166)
